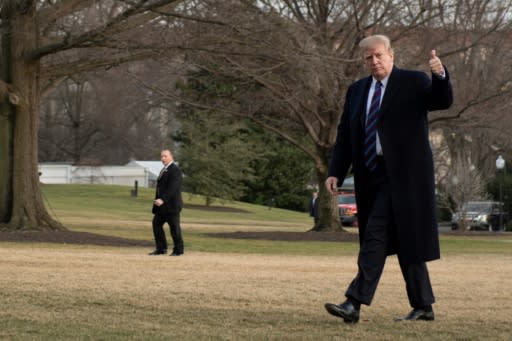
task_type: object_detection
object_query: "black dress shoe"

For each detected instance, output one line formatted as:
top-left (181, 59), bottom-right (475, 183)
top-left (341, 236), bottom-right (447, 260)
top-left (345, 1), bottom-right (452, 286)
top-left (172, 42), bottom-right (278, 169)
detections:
top-left (148, 249), bottom-right (167, 255)
top-left (395, 308), bottom-right (435, 321)
top-left (170, 252), bottom-right (183, 256)
top-left (325, 301), bottom-right (360, 323)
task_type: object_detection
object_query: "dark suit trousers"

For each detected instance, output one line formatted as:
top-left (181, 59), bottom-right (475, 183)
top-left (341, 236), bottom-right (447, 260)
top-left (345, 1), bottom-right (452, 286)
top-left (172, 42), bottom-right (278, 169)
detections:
top-left (345, 175), bottom-right (435, 308)
top-left (152, 213), bottom-right (184, 253)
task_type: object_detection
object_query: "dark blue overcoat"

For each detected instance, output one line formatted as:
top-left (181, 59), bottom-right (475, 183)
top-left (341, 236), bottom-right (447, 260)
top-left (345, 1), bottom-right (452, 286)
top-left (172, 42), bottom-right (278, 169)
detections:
top-left (329, 66), bottom-right (453, 264)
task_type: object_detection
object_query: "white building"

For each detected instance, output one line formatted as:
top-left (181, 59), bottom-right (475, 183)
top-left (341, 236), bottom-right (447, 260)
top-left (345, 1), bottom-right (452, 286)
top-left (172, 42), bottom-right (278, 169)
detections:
top-left (125, 160), bottom-right (164, 187)
top-left (38, 161), bottom-right (161, 188)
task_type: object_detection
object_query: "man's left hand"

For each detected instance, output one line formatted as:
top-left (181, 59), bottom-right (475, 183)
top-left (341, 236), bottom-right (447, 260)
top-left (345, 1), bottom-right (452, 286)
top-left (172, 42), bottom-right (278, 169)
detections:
top-left (429, 49), bottom-right (444, 77)
top-left (154, 199), bottom-right (164, 206)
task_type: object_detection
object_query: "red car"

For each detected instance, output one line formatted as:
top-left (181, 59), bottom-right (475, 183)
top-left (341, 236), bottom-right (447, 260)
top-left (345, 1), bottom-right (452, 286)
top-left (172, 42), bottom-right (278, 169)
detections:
top-left (337, 192), bottom-right (358, 227)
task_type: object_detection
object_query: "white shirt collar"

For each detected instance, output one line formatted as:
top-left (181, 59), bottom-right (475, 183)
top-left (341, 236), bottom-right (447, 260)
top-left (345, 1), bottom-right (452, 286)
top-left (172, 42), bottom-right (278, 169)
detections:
top-left (372, 76), bottom-right (389, 89)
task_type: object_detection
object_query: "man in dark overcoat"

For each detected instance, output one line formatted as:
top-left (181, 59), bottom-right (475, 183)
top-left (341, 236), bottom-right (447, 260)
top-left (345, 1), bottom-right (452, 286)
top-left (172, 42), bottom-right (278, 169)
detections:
top-left (324, 34), bottom-right (453, 323)
top-left (149, 149), bottom-right (184, 256)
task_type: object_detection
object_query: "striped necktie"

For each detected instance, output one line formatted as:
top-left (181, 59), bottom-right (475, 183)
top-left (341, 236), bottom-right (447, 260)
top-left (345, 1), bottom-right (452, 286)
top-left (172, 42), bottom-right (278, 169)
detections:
top-left (364, 81), bottom-right (382, 171)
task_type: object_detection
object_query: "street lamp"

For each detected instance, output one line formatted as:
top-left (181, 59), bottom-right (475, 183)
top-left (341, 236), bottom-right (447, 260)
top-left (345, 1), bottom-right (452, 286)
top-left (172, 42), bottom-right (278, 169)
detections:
top-left (451, 175), bottom-right (462, 230)
top-left (496, 155), bottom-right (505, 231)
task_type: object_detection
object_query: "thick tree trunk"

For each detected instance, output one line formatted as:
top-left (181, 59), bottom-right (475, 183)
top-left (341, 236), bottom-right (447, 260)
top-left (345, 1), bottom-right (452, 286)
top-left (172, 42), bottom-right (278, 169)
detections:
top-left (0, 1), bottom-right (64, 231)
top-left (0, 2), bottom-right (16, 225)
top-left (0, 101), bottom-right (13, 223)
top-left (310, 156), bottom-right (343, 232)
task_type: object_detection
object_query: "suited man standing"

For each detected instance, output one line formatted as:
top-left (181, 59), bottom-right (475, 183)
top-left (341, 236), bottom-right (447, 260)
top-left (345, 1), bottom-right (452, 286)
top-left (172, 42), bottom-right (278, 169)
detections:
top-left (324, 35), bottom-right (453, 323)
top-left (149, 149), bottom-right (184, 256)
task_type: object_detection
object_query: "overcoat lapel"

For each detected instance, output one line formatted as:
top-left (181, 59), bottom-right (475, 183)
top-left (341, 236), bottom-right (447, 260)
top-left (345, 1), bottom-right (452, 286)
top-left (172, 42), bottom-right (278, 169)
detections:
top-left (358, 77), bottom-right (372, 127)
top-left (350, 77), bottom-right (372, 159)
top-left (377, 67), bottom-right (399, 121)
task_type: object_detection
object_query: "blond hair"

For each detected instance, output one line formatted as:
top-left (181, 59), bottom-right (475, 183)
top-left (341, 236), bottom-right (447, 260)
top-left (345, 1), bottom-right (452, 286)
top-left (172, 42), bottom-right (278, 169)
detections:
top-left (359, 35), bottom-right (393, 54)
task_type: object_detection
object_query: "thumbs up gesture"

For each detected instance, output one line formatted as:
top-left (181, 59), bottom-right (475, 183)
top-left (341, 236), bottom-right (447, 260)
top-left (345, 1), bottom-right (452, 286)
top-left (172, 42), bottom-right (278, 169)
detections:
top-left (429, 50), bottom-right (444, 77)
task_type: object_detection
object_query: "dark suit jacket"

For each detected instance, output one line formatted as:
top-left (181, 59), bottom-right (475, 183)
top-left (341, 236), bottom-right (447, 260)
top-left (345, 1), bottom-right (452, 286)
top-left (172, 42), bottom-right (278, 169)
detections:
top-left (328, 66), bottom-right (453, 264)
top-left (152, 162), bottom-right (183, 216)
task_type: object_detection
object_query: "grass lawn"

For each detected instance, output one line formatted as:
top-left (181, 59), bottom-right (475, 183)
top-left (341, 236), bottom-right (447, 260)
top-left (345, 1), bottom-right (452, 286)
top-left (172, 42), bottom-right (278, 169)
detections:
top-left (0, 184), bottom-right (511, 340)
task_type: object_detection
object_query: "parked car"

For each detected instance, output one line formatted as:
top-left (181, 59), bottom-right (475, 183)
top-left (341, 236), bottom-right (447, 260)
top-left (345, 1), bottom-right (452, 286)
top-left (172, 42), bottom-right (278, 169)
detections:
top-left (451, 201), bottom-right (507, 231)
top-left (338, 192), bottom-right (358, 227)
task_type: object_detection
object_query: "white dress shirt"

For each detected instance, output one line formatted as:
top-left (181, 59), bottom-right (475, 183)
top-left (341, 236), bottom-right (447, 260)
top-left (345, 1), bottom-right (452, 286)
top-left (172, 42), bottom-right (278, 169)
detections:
top-left (366, 77), bottom-right (389, 156)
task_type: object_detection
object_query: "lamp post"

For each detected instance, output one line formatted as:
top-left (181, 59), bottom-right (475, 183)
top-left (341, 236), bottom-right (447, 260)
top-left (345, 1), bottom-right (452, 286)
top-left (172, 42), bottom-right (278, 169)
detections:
top-left (496, 155), bottom-right (505, 231)
top-left (451, 175), bottom-right (462, 230)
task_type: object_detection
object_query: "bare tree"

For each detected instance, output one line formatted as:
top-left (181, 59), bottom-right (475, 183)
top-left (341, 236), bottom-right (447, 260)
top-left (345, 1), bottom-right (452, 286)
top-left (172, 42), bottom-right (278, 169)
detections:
top-left (434, 129), bottom-right (490, 230)
top-left (0, 0), bottom-right (186, 230)
top-left (39, 61), bottom-right (179, 165)
top-left (96, 62), bottom-right (182, 163)
top-left (426, 0), bottom-right (512, 190)
top-left (39, 76), bottom-right (102, 163)
top-left (159, 0), bottom-right (512, 231)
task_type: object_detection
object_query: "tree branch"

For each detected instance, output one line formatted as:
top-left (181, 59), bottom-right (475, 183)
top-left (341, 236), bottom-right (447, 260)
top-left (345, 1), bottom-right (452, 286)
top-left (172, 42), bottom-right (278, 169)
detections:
top-left (32, 0), bottom-right (183, 60)
top-left (430, 88), bottom-right (512, 125)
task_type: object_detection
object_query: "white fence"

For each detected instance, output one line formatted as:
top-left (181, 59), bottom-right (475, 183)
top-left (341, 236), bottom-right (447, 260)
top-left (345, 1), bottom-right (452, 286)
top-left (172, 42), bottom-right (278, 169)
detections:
top-left (39, 164), bottom-right (150, 187)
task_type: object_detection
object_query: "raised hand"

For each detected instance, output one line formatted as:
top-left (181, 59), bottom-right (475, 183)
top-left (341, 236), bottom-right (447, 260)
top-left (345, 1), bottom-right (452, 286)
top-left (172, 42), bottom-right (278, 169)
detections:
top-left (429, 50), bottom-right (444, 76)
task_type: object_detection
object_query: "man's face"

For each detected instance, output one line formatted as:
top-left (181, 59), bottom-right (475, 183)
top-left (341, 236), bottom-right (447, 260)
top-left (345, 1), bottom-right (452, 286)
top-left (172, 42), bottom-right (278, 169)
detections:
top-left (160, 150), bottom-right (172, 165)
top-left (363, 43), bottom-right (394, 80)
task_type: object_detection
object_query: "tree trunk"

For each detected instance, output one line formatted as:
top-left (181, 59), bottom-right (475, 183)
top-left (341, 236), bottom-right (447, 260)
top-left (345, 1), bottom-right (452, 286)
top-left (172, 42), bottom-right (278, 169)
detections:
top-left (0, 1), bottom-right (64, 231)
top-left (0, 100), bottom-right (13, 223)
top-left (310, 156), bottom-right (343, 232)
top-left (0, 2), bottom-right (14, 224)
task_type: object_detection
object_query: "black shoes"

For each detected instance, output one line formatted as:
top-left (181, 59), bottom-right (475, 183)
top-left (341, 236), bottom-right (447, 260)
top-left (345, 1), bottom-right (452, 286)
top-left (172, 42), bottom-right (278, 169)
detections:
top-left (395, 308), bottom-right (435, 321)
top-left (325, 301), bottom-right (360, 323)
top-left (148, 249), bottom-right (167, 255)
top-left (326, 301), bottom-right (434, 323)
top-left (170, 252), bottom-right (184, 256)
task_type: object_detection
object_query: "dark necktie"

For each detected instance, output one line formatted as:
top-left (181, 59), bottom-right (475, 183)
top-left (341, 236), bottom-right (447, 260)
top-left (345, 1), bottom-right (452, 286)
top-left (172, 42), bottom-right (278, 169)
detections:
top-left (364, 81), bottom-right (382, 171)
top-left (158, 166), bottom-right (166, 179)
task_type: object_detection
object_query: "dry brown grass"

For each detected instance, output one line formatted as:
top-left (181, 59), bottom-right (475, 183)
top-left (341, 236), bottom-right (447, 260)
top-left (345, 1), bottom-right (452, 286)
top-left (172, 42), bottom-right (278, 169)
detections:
top-left (1, 244), bottom-right (511, 340)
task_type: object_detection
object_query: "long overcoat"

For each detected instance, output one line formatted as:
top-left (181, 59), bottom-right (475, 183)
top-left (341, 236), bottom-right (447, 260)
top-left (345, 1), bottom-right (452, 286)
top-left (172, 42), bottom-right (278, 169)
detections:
top-left (329, 66), bottom-right (453, 264)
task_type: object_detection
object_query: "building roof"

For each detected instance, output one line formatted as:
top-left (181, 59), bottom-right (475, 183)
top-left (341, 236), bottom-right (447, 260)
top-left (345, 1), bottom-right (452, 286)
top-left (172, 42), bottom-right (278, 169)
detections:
top-left (125, 160), bottom-right (163, 179)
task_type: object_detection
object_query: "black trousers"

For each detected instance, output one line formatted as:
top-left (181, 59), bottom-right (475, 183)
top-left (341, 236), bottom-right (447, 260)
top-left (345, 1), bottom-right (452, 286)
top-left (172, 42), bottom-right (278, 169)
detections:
top-left (345, 181), bottom-right (435, 308)
top-left (152, 213), bottom-right (184, 253)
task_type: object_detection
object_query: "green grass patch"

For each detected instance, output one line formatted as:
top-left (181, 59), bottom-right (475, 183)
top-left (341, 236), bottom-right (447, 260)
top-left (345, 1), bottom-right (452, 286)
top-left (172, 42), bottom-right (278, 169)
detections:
top-left (40, 184), bottom-right (512, 256)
